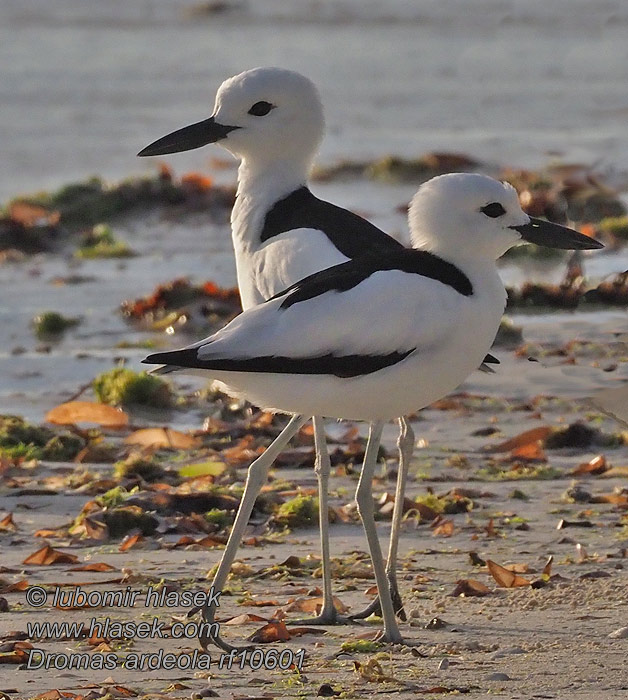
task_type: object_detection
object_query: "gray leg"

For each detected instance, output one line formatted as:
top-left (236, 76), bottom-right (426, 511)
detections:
top-left (288, 416), bottom-right (351, 625)
top-left (355, 421), bottom-right (403, 643)
top-left (199, 413), bottom-right (308, 652)
top-left (351, 416), bottom-right (413, 620)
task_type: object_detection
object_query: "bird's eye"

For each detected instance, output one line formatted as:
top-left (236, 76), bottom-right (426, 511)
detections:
top-left (481, 202), bottom-right (506, 218)
top-left (248, 101), bottom-right (274, 117)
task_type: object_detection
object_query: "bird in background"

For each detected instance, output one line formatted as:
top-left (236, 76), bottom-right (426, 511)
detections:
top-left (142, 171), bottom-right (602, 647)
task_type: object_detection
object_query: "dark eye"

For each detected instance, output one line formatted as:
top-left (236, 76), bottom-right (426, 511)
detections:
top-left (481, 202), bottom-right (506, 218)
top-left (248, 101), bottom-right (274, 117)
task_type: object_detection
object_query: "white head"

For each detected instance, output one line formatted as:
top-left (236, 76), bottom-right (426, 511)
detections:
top-left (408, 172), bottom-right (604, 261)
top-left (138, 67), bottom-right (324, 172)
top-left (409, 173), bottom-right (526, 261)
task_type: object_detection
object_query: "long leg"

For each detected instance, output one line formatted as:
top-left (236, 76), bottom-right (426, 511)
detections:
top-left (199, 413), bottom-right (308, 652)
top-left (355, 421), bottom-right (404, 643)
top-left (289, 416), bottom-right (350, 625)
top-left (351, 416), bottom-right (413, 620)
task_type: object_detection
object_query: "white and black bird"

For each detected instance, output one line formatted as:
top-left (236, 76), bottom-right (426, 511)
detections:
top-left (142, 172), bottom-right (602, 646)
top-left (139, 66), bottom-right (480, 626)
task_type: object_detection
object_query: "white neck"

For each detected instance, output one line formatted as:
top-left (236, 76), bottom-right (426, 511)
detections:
top-left (231, 155), bottom-right (311, 253)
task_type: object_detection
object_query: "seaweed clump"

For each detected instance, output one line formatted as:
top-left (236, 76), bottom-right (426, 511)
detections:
top-left (274, 495), bottom-right (318, 529)
top-left (74, 223), bottom-right (134, 259)
top-left (0, 415), bottom-right (83, 461)
top-left (120, 278), bottom-right (241, 334)
top-left (32, 311), bottom-right (80, 339)
top-left (113, 453), bottom-right (173, 483)
top-left (93, 368), bottom-right (174, 408)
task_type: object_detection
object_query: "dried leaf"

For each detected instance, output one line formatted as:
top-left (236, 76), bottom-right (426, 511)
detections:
top-left (0, 579), bottom-right (29, 593)
top-left (486, 426), bottom-right (553, 453)
top-left (178, 461), bottom-right (226, 478)
top-left (119, 533), bottom-right (144, 551)
top-left (223, 613), bottom-right (268, 625)
top-left (450, 579), bottom-right (490, 597)
top-left (542, 555), bottom-right (553, 579)
top-left (45, 401), bottom-right (129, 428)
top-left (69, 562), bottom-right (116, 572)
top-left (8, 201), bottom-right (60, 227)
top-left (432, 518), bottom-right (455, 537)
top-left (285, 596), bottom-right (348, 615)
top-left (248, 620), bottom-right (291, 643)
top-left (486, 559), bottom-right (531, 588)
top-left (510, 441), bottom-right (547, 461)
top-left (0, 513), bottom-right (17, 531)
top-left (572, 455), bottom-right (608, 476)
top-left (23, 545), bottom-right (79, 566)
top-left (124, 427), bottom-right (200, 450)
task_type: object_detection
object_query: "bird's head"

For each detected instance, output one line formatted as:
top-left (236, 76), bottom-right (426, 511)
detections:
top-left (408, 172), bottom-right (603, 261)
top-left (138, 67), bottom-right (324, 169)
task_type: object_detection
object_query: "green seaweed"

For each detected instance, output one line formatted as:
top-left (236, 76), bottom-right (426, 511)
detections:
top-left (0, 415), bottom-right (83, 461)
top-left (93, 367), bottom-right (173, 408)
top-left (274, 495), bottom-right (318, 528)
top-left (204, 508), bottom-right (232, 530)
top-left (340, 639), bottom-right (383, 653)
top-left (75, 223), bottom-right (134, 259)
top-left (599, 216), bottom-right (628, 240)
top-left (114, 453), bottom-right (171, 483)
top-left (32, 311), bottom-right (80, 338)
top-left (103, 505), bottom-right (158, 538)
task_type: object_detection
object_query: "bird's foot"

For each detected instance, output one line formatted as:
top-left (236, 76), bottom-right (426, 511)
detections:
top-left (197, 604), bottom-right (255, 655)
top-left (349, 578), bottom-right (406, 621)
top-left (287, 609), bottom-right (354, 626)
top-left (373, 629), bottom-right (425, 650)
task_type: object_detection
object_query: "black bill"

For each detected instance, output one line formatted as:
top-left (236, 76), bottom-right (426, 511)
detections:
top-left (511, 217), bottom-right (604, 250)
top-left (137, 117), bottom-right (240, 157)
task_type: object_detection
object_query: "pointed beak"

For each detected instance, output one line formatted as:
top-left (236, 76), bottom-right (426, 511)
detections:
top-left (137, 117), bottom-right (240, 157)
top-left (510, 218), bottom-right (604, 250)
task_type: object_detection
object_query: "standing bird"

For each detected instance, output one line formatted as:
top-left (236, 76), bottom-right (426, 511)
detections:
top-left (142, 172), bottom-right (603, 647)
top-left (138, 67), bottom-right (481, 624)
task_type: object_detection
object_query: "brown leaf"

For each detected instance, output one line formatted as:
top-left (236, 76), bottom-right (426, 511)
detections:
top-left (23, 545), bottom-right (79, 566)
top-left (69, 562), bottom-right (116, 572)
top-left (450, 579), bottom-right (490, 597)
top-left (124, 427), bottom-right (200, 450)
top-left (119, 533), bottom-right (144, 551)
top-left (248, 620), bottom-right (291, 643)
top-left (8, 201), bottom-right (60, 227)
top-left (285, 596), bottom-right (348, 615)
top-left (45, 401), bottom-right (129, 429)
top-left (572, 455), bottom-right (608, 476)
top-left (486, 426), bottom-right (553, 453)
top-left (0, 648), bottom-right (30, 664)
top-left (510, 441), bottom-right (547, 461)
top-left (431, 518), bottom-right (455, 537)
top-left (0, 513), bottom-right (17, 531)
top-left (0, 579), bottom-right (29, 593)
top-left (486, 559), bottom-right (531, 588)
top-left (33, 527), bottom-right (67, 538)
top-left (223, 613), bottom-right (268, 625)
top-left (542, 555), bottom-right (553, 579)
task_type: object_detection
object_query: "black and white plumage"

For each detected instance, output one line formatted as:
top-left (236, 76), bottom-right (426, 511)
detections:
top-left (141, 168), bottom-right (601, 646)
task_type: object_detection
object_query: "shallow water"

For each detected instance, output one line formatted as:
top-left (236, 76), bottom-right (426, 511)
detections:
top-left (3, 0), bottom-right (628, 201)
top-left (1, 0), bottom-right (627, 421)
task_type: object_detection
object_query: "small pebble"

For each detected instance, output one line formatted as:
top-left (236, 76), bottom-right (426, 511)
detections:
top-left (608, 626), bottom-right (628, 639)
top-left (0, 597), bottom-right (9, 612)
top-left (486, 672), bottom-right (511, 681)
top-left (491, 645), bottom-right (525, 659)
